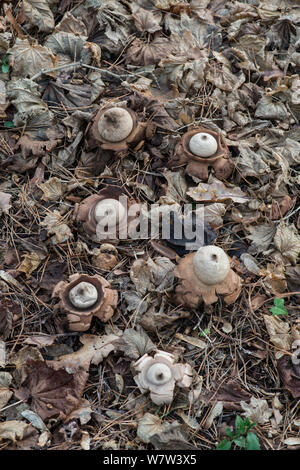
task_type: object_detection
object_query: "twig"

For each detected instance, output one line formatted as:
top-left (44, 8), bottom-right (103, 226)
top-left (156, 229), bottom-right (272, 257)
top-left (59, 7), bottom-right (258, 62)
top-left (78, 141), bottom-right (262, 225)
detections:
top-left (0, 400), bottom-right (24, 413)
top-left (30, 60), bottom-right (154, 83)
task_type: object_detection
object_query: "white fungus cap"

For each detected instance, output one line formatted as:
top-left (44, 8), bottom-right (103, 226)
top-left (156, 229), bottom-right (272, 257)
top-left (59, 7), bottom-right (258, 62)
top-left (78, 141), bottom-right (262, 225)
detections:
top-left (189, 132), bottom-right (218, 157)
top-left (97, 107), bottom-right (134, 142)
top-left (94, 198), bottom-right (126, 225)
top-left (192, 245), bottom-right (230, 285)
top-left (69, 281), bottom-right (98, 309)
top-left (146, 363), bottom-right (172, 386)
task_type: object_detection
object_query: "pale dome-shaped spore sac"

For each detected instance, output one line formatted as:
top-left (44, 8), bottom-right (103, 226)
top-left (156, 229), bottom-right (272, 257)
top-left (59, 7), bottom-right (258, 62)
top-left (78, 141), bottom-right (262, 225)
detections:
top-left (97, 107), bottom-right (134, 143)
top-left (189, 132), bottom-right (218, 158)
top-left (94, 198), bottom-right (126, 226)
top-left (192, 245), bottom-right (230, 286)
top-left (146, 363), bottom-right (172, 386)
top-left (69, 281), bottom-right (98, 309)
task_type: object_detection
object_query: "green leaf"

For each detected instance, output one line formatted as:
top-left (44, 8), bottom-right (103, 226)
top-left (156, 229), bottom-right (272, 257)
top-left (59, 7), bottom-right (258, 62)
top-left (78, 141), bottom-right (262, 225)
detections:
top-left (235, 415), bottom-right (245, 435)
top-left (234, 436), bottom-right (246, 448)
top-left (4, 121), bottom-right (15, 128)
top-left (217, 439), bottom-right (232, 450)
top-left (246, 432), bottom-right (260, 450)
top-left (199, 328), bottom-right (210, 337)
top-left (1, 63), bottom-right (9, 74)
top-left (270, 298), bottom-right (288, 316)
top-left (225, 428), bottom-right (234, 438)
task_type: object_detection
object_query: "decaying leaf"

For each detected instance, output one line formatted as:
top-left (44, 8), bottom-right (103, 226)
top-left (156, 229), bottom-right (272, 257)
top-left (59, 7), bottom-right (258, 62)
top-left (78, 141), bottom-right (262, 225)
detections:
top-left (263, 315), bottom-right (291, 355)
top-left (137, 413), bottom-right (169, 443)
top-left (119, 327), bottom-right (156, 360)
top-left (52, 333), bottom-right (121, 371)
top-left (0, 372), bottom-right (13, 409)
top-left (187, 178), bottom-right (249, 204)
top-left (7, 78), bottom-right (50, 123)
top-left (174, 333), bottom-right (207, 350)
top-left (24, 335), bottom-right (56, 349)
top-left (206, 64), bottom-right (245, 92)
top-left (255, 95), bottom-right (288, 120)
top-left (8, 346), bottom-right (43, 386)
top-left (15, 360), bottom-right (80, 420)
top-left (65, 399), bottom-right (92, 425)
top-left (21, 409), bottom-right (48, 432)
top-left (17, 252), bottom-right (41, 278)
top-left (131, 6), bottom-right (162, 33)
top-left (203, 203), bottom-right (226, 228)
top-left (55, 12), bottom-right (88, 37)
top-left (139, 304), bottom-right (190, 332)
top-left (0, 340), bottom-right (6, 368)
top-left (277, 355), bottom-right (300, 399)
top-left (8, 39), bottom-right (54, 78)
top-left (236, 144), bottom-right (271, 177)
top-left (0, 192), bottom-right (12, 214)
top-left (44, 32), bottom-right (92, 66)
top-left (160, 169), bottom-right (188, 204)
top-left (40, 210), bottom-right (73, 245)
top-left (241, 397), bottom-right (273, 424)
top-left (38, 177), bottom-right (67, 202)
top-left (0, 420), bottom-right (32, 443)
top-left (130, 257), bottom-right (175, 295)
top-left (22, 0), bottom-right (55, 33)
top-left (204, 401), bottom-right (223, 429)
top-left (260, 263), bottom-right (287, 295)
top-left (96, 0), bottom-right (131, 47)
top-left (273, 222), bottom-right (300, 264)
top-left (247, 224), bottom-right (276, 254)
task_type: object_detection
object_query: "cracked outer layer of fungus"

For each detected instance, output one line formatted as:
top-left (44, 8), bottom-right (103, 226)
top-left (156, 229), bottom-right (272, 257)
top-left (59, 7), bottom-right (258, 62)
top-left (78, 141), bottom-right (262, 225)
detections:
top-left (133, 351), bottom-right (193, 405)
top-left (92, 103), bottom-right (147, 152)
top-left (173, 245), bottom-right (242, 308)
top-left (52, 273), bottom-right (118, 332)
top-left (74, 187), bottom-right (138, 242)
top-left (169, 127), bottom-right (234, 181)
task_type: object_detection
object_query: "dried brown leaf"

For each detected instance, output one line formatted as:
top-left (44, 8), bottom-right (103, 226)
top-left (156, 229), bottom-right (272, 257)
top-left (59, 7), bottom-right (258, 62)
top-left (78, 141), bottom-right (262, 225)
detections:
top-left (119, 327), bottom-right (156, 360)
top-left (17, 251), bottom-right (41, 278)
top-left (8, 39), bottom-right (54, 78)
top-left (40, 210), bottom-right (73, 245)
top-left (187, 178), bottom-right (248, 204)
top-left (277, 355), bottom-right (300, 399)
top-left (131, 6), bottom-right (162, 33)
top-left (273, 222), bottom-right (300, 264)
top-left (0, 420), bottom-right (32, 443)
top-left (0, 191), bottom-right (12, 214)
top-left (15, 360), bottom-right (80, 420)
top-left (22, 0), bottom-right (55, 33)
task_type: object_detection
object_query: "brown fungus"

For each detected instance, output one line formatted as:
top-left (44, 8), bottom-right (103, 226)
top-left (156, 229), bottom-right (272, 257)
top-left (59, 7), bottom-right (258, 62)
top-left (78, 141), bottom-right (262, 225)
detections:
top-left (74, 187), bottom-right (139, 242)
top-left (168, 127), bottom-right (234, 181)
top-left (133, 351), bottom-right (193, 405)
top-left (92, 103), bottom-right (147, 152)
top-left (52, 273), bottom-right (118, 332)
top-left (173, 245), bottom-right (242, 308)
top-left (92, 243), bottom-right (118, 271)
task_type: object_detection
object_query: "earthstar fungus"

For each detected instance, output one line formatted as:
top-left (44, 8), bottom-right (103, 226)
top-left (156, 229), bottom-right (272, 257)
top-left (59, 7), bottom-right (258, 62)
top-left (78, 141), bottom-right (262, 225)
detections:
top-left (174, 245), bottom-right (242, 308)
top-left (133, 350), bottom-right (193, 405)
top-left (169, 127), bottom-right (234, 181)
top-left (52, 273), bottom-right (118, 332)
top-left (92, 103), bottom-right (147, 152)
top-left (74, 187), bottom-right (138, 242)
